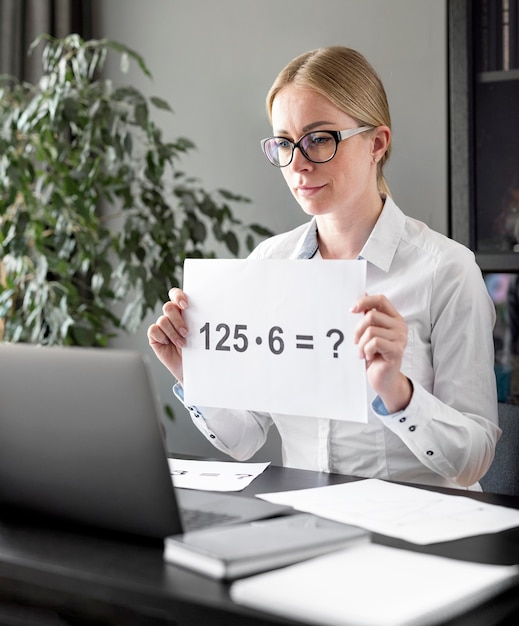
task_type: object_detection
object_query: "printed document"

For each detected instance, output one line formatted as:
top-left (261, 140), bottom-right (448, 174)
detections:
top-left (168, 458), bottom-right (269, 491)
top-left (182, 258), bottom-right (367, 421)
top-left (258, 478), bottom-right (519, 544)
top-left (231, 543), bottom-right (519, 626)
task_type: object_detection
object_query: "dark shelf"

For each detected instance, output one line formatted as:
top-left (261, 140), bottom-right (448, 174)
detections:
top-left (476, 253), bottom-right (519, 273)
top-left (478, 68), bottom-right (519, 82)
top-left (449, 0), bottom-right (519, 403)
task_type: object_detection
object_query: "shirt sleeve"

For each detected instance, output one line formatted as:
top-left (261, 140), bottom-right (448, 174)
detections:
top-left (173, 382), bottom-right (273, 461)
top-left (372, 246), bottom-right (501, 488)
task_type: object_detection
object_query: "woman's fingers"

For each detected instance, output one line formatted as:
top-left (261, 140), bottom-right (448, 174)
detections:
top-left (353, 296), bottom-right (406, 355)
top-left (146, 288), bottom-right (190, 382)
top-left (168, 287), bottom-right (189, 310)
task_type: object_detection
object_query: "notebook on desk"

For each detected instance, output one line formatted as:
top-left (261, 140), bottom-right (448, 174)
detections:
top-left (0, 343), bottom-right (290, 540)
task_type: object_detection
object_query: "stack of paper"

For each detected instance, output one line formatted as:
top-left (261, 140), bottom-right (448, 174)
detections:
top-left (231, 543), bottom-right (519, 626)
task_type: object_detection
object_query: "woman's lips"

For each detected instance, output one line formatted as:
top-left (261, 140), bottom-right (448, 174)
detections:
top-left (296, 184), bottom-right (325, 197)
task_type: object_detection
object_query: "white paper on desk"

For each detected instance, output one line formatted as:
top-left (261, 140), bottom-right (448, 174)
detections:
top-left (168, 458), bottom-right (269, 491)
top-left (258, 478), bottom-right (519, 544)
top-left (182, 258), bottom-right (367, 421)
top-left (231, 543), bottom-right (519, 626)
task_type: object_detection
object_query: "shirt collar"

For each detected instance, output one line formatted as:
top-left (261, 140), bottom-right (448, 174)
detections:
top-left (359, 195), bottom-right (406, 272)
top-left (294, 195), bottom-right (405, 272)
top-left (294, 221), bottom-right (319, 259)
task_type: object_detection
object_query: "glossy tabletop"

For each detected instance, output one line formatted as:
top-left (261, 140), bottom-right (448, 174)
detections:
top-left (1, 464), bottom-right (519, 626)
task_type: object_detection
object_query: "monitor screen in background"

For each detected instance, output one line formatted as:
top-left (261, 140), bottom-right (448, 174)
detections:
top-left (485, 273), bottom-right (519, 403)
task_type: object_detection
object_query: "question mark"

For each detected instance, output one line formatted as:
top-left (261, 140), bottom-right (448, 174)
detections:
top-left (326, 329), bottom-right (344, 358)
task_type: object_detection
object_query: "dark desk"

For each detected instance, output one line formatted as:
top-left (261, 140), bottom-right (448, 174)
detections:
top-left (1, 465), bottom-right (519, 626)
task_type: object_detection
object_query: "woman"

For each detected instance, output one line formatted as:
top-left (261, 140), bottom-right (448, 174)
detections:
top-left (147, 46), bottom-right (499, 489)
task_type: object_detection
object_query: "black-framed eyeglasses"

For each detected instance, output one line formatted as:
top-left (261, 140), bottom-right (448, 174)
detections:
top-left (260, 126), bottom-right (373, 167)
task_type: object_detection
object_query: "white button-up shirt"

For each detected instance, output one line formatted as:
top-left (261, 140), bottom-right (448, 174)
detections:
top-left (175, 196), bottom-right (500, 489)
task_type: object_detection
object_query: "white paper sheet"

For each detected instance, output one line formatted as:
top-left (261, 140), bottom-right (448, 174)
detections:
top-left (168, 458), bottom-right (269, 491)
top-left (258, 478), bottom-right (519, 544)
top-left (182, 258), bottom-right (367, 421)
top-left (231, 543), bottom-right (519, 626)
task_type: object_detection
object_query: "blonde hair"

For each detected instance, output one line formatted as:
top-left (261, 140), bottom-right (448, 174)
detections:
top-left (266, 46), bottom-right (391, 195)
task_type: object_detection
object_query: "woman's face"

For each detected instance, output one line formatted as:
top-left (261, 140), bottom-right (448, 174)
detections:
top-left (270, 84), bottom-right (378, 219)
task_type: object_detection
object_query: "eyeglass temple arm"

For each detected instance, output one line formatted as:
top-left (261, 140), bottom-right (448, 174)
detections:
top-left (338, 126), bottom-right (373, 140)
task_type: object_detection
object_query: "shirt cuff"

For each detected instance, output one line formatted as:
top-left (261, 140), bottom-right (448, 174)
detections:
top-left (372, 395), bottom-right (409, 419)
top-left (173, 381), bottom-right (185, 402)
top-left (172, 382), bottom-right (223, 445)
top-left (372, 395), bottom-right (391, 416)
top-left (371, 378), bottom-right (414, 417)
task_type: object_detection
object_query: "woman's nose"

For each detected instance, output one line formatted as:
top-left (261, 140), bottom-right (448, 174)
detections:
top-left (290, 146), bottom-right (313, 172)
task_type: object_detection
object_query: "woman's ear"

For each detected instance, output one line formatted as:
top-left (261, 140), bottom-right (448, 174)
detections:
top-left (371, 125), bottom-right (391, 162)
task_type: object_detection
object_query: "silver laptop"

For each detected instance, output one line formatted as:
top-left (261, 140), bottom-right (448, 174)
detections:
top-left (0, 343), bottom-right (289, 540)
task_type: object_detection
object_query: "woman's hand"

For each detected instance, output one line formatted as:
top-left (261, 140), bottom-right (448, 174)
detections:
top-left (352, 294), bottom-right (412, 413)
top-left (147, 288), bottom-right (189, 383)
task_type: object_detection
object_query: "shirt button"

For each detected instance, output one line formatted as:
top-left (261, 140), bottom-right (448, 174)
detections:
top-left (399, 417), bottom-right (406, 423)
top-left (209, 434), bottom-right (216, 439)
top-left (409, 425), bottom-right (416, 432)
top-left (426, 450), bottom-right (434, 456)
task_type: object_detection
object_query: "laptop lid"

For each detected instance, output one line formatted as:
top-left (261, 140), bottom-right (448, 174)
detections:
top-left (0, 344), bottom-right (289, 540)
top-left (0, 343), bottom-right (184, 539)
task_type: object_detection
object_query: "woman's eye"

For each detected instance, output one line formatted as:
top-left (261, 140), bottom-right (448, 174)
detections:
top-left (309, 134), bottom-right (331, 146)
top-left (276, 139), bottom-right (291, 149)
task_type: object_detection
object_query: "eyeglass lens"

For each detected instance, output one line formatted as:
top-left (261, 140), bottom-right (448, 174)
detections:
top-left (264, 131), bottom-right (337, 167)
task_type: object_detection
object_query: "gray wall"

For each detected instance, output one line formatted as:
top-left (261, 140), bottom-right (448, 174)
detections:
top-left (95, 0), bottom-right (447, 463)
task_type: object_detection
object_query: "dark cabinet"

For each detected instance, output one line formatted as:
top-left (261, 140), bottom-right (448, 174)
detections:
top-left (449, 0), bottom-right (519, 401)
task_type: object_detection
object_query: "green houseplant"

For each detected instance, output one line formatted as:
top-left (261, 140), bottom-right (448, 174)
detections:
top-left (0, 34), bottom-right (272, 346)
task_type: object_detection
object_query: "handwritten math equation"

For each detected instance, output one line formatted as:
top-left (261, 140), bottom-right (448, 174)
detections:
top-left (199, 322), bottom-right (346, 358)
